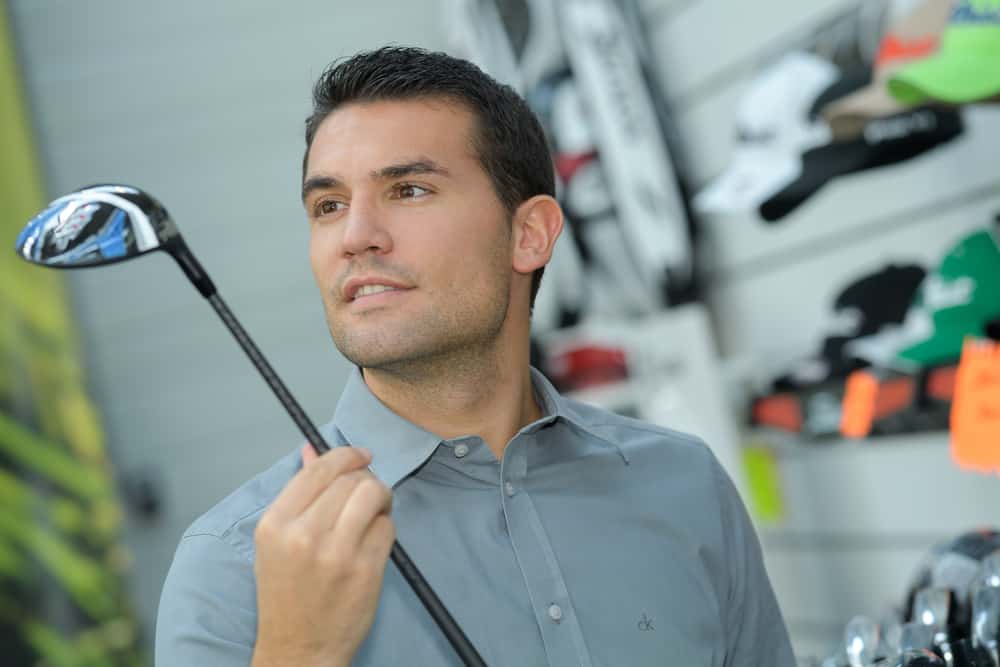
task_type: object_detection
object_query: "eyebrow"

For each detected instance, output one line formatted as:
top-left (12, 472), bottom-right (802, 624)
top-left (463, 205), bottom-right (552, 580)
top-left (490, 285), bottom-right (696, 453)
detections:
top-left (301, 159), bottom-right (452, 203)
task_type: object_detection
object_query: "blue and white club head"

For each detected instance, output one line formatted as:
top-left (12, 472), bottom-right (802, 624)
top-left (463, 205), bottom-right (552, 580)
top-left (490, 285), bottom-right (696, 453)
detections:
top-left (16, 184), bottom-right (177, 268)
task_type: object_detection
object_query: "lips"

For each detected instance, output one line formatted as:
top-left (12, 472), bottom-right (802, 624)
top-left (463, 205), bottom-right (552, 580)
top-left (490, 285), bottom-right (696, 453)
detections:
top-left (342, 276), bottom-right (412, 302)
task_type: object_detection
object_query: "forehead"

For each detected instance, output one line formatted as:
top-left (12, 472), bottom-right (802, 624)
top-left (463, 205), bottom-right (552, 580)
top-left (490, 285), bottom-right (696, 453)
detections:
top-left (305, 98), bottom-right (479, 177)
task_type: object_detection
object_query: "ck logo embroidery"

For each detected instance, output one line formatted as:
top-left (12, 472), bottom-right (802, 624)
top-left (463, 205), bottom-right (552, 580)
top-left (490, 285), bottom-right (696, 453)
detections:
top-left (637, 613), bottom-right (655, 631)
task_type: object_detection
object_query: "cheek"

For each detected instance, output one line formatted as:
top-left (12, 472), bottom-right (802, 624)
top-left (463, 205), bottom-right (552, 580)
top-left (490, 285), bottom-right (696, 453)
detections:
top-left (308, 226), bottom-right (339, 287)
top-left (421, 221), bottom-right (504, 289)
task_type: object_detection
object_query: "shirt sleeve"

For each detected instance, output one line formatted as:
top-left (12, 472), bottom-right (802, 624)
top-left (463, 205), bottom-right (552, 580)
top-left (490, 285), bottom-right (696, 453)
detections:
top-left (155, 532), bottom-right (258, 667)
top-left (713, 459), bottom-right (797, 667)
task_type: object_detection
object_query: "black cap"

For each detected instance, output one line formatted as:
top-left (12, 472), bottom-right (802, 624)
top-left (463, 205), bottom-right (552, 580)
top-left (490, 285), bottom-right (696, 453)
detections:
top-left (772, 263), bottom-right (925, 391)
top-left (759, 106), bottom-right (964, 223)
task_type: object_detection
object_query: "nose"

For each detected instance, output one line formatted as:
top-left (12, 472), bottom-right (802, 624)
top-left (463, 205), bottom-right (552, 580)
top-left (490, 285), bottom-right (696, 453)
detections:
top-left (340, 197), bottom-right (392, 257)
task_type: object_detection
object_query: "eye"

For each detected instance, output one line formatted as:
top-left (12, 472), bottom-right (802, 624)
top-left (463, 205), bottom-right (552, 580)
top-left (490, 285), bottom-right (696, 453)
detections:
top-left (313, 199), bottom-right (347, 217)
top-left (392, 183), bottom-right (431, 199)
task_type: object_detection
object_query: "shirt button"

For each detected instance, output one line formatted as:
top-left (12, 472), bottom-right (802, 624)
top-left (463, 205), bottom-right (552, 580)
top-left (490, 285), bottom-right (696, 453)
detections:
top-left (454, 444), bottom-right (469, 458)
top-left (548, 604), bottom-right (563, 623)
top-left (504, 481), bottom-right (515, 497)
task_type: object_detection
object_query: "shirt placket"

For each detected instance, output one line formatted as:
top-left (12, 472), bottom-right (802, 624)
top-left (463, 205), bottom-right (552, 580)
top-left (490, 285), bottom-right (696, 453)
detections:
top-left (500, 435), bottom-right (594, 667)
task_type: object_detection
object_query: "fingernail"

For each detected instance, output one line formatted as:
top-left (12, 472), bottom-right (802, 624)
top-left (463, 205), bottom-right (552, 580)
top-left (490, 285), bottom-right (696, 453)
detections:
top-left (356, 447), bottom-right (373, 461)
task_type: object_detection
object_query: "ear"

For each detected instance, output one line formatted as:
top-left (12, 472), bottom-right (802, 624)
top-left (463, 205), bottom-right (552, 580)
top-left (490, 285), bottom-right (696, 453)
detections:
top-left (511, 195), bottom-right (564, 276)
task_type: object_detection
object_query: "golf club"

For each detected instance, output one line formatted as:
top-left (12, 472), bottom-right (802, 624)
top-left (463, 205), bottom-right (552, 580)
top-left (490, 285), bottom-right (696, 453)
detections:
top-left (917, 589), bottom-right (955, 635)
top-left (14, 184), bottom-right (489, 667)
top-left (880, 608), bottom-right (905, 660)
top-left (846, 615), bottom-right (882, 667)
top-left (971, 587), bottom-right (1000, 665)
top-left (973, 552), bottom-right (1000, 593)
top-left (901, 622), bottom-right (939, 654)
top-left (913, 588), bottom-right (957, 666)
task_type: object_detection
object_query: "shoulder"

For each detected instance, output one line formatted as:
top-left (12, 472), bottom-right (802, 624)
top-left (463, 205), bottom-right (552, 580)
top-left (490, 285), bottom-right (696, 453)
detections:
top-left (559, 394), bottom-right (718, 470)
top-left (180, 445), bottom-right (303, 562)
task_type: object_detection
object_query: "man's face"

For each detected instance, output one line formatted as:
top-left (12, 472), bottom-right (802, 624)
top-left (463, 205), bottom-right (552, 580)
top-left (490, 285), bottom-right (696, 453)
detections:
top-left (302, 98), bottom-right (515, 371)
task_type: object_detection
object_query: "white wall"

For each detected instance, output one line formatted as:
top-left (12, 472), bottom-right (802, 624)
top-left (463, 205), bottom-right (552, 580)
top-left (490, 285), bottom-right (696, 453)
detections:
top-left (10, 0), bottom-right (1000, 663)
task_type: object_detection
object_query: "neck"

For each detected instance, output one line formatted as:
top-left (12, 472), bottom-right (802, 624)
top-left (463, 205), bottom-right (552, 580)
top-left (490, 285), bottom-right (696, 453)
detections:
top-left (361, 321), bottom-right (541, 459)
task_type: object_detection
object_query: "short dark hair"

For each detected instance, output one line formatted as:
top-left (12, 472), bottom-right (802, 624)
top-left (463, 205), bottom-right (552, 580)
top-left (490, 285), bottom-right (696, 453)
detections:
top-left (304, 46), bottom-right (555, 308)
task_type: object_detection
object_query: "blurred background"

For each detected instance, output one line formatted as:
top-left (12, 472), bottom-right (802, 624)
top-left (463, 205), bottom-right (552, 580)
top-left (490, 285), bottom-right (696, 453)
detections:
top-left (3, 0), bottom-right (1000, 665)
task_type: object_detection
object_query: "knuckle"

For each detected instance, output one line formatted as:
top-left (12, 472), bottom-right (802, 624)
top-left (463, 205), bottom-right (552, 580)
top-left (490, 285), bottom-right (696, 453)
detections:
top-left (361, 475), bottom-right (389, 497)
top-left (346, 469), bottom-right (370, 484)
top-left (297, 457), bottom-right (329, 485)
top-left (375, 482), bottom-right (394, 511)
top-left (254, 513), bottom-right (278, 543)
top-left (316, 545), bottom-right (347, 572)
top-left (283, 525), bottom-right (314, 555)
top-left (354, 478), bottom-right (386, 508)
top-left (318, 449), bottom-right (367, 480)
top-left (333, 446), bottom-right (369, 467)
top-left (334, 470), bottom-right (366, 497)
top-left (375, 515), bottom-right (396, 542)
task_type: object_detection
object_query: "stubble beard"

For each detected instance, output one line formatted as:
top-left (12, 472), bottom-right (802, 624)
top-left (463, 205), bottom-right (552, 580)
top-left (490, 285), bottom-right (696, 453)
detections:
top-left (325, 269), bottom-right (512, 382)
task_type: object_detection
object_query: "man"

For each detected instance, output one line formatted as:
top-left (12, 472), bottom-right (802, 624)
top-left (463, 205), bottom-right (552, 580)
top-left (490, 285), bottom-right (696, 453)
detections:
top-left (155, 46), bottom-right (795, 666)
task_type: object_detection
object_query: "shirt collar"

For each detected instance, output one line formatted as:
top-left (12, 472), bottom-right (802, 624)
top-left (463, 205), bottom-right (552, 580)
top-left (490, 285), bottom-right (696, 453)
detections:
top-left (530, 368), bottom-right (630, 465)
top-left (328, 366), bottom-right (627, 488)
top-left (330, 367), bottom-right (443, 488)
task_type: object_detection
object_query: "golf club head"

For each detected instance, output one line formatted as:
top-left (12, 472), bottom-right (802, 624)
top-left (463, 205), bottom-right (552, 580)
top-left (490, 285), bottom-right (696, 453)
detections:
top-left (846, 615), bottom-right (882, 667)
top-left (972, 587), bottom-right (1000, 657)
top-left (902, 622), bottom-right (938, 652)
top-left (914, 587), bottom-right (954, 643)
top-left (973, 552), bottom-right (1000, 592)
top-left (15, 184), bottom-right (215, 296)
top-left (16, 184), bottom-right (177, 267)
top-left (880, 609), bottom-right (905, 659)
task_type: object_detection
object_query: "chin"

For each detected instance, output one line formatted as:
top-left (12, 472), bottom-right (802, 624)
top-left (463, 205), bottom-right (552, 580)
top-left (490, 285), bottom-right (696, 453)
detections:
top-left (332, 329), bottom-right (427, 369)
top-left (333, 330), bottom-right (483, 374)
top-left (327, 291), bottom-right (510, 371)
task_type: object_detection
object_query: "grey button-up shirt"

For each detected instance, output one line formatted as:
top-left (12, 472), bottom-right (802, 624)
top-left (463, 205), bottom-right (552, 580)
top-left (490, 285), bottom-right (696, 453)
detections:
top-left (156, 368), bottom-right (795, 666)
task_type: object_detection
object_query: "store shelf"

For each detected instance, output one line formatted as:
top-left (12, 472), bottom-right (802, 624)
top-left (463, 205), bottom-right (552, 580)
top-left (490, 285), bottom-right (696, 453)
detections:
top-left (745, 428), bottom-right (999, 536)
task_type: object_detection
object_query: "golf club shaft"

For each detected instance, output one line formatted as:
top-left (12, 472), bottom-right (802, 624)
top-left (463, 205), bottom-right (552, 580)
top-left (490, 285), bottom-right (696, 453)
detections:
top-left (205, 292), bottom-right (487, 667)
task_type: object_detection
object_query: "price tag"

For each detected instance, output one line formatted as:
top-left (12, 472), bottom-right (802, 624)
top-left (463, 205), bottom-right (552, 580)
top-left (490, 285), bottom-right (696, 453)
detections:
top-left (951, 338), bottom-right (1000, 472)
top-left (841, 370), bottom-right (879, 438)
top-left (840, 370), bottom-right (916, 438)
top-left (742, 442), bottom-right (785, 524)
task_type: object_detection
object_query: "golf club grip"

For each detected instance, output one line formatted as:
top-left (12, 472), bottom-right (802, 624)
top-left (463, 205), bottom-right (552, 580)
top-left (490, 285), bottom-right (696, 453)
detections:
top-left (205, 293), bottom-right (488, 667)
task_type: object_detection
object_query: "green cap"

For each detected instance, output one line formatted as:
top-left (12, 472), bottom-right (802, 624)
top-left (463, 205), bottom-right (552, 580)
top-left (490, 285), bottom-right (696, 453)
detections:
top-left (896, 227), bottom-right (1000, 366)
top-left (888, 0), bottom-right (1000, 104)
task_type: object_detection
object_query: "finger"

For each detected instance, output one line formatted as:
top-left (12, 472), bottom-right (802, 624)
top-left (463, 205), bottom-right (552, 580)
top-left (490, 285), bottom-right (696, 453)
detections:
top-left (332, 477), bottom-right (394, 551)
top-left (301, 443), bottom-right (371, 466)
top-left (358, 513), bottom-right (396, 566)
top-left (267, 447), bottom-right (372, 522)
top-left (295, 469), bottom-right (369, 533)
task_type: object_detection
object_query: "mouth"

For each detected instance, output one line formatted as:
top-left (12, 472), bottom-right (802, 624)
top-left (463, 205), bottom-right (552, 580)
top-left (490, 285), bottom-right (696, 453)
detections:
top-left (347, 286), bottom-right (411, 310)
top-left (342, 276), bottom-right (415, 306)
top-left (354, 283), bottom-right (401, 300)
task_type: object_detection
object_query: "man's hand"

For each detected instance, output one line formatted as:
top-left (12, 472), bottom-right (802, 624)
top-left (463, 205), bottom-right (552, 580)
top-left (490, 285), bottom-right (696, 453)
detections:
top-left (251, 445), bottom-right (395, 667)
